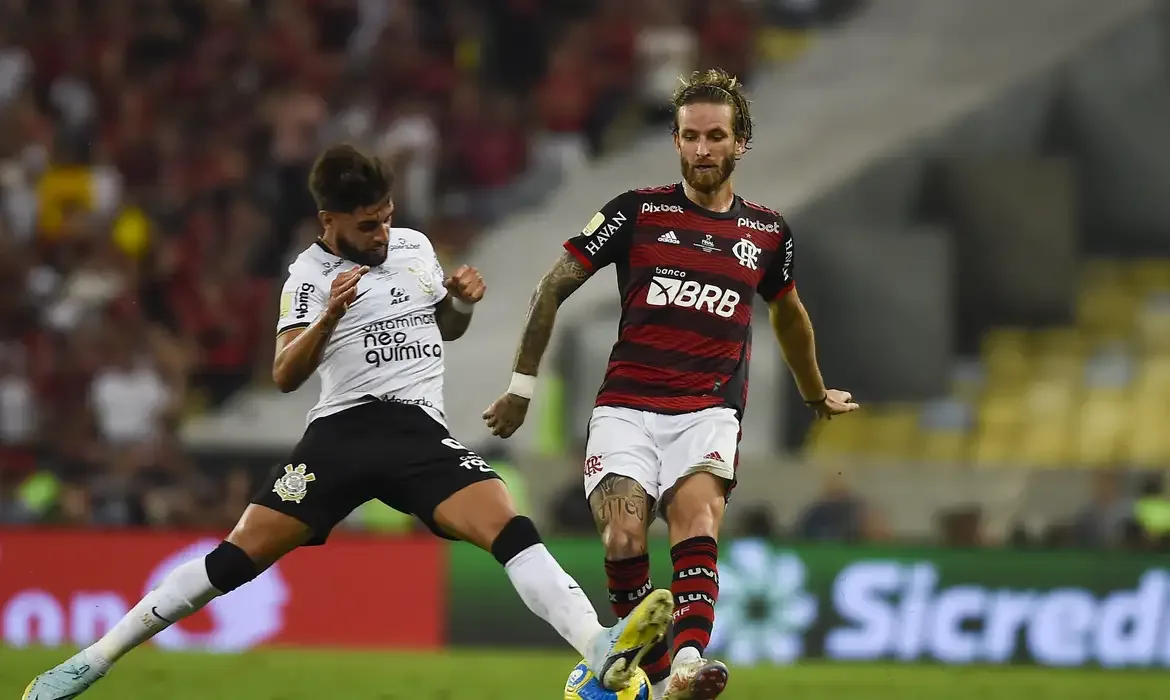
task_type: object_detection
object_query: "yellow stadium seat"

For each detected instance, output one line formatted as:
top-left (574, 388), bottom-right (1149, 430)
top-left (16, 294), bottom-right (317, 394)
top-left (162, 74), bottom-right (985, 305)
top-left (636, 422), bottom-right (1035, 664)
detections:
top-left (916, 431), bottom-right (968, 462)
top-left (970, 429), bottom-right (1017, 466)
top-left (860, 405), bottom-right (922, 460)
top-left (1125, 260), bottom-right (1170, 294)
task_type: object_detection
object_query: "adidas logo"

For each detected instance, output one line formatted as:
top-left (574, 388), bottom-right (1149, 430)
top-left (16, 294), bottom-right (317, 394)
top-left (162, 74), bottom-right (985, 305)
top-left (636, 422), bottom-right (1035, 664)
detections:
top-left (657, 231), bottom-right (680, 244)
top-left (703, 451), bottom-right (724, 462)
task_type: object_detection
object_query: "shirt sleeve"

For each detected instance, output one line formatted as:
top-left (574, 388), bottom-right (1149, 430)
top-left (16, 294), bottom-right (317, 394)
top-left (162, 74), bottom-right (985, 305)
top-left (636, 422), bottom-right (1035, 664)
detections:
top-left (757, 218), bottom-right (796, 301)
top-left (430, 246), bottom-right (449, 305)
top-left (563, 191), bottom-right (639, 272)
top-left (276, 271), bottom-right (328, 335)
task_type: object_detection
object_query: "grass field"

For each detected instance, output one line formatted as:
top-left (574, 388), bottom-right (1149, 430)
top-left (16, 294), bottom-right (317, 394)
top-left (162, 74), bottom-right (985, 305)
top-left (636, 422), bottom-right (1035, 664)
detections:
top-left (3, 648), bottom-right (1167, 699)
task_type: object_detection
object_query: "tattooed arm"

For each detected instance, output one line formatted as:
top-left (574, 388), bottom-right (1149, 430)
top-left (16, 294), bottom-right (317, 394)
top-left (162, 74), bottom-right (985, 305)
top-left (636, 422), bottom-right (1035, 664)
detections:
top-left (512, 251), bottom-right (591, 376)
top-left (483, 251), bottom-right (592, 438)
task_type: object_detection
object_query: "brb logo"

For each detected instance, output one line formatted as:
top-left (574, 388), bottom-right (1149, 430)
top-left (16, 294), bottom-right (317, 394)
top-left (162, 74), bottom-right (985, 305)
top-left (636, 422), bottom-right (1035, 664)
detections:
top-left (646, 277), bottom-right (740, 318)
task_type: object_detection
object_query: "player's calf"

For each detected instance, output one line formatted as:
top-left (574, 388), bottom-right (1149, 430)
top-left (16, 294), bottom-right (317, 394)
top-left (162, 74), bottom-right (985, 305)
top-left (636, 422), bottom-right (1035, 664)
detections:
top-left (21, 541), bottom-right (260, 700)
top-left (606, 554), bottom-right (673, 691)
top-left (661, 473), bottom-right (730, 699)
top-left (593, 475), bottom-right (673, 691)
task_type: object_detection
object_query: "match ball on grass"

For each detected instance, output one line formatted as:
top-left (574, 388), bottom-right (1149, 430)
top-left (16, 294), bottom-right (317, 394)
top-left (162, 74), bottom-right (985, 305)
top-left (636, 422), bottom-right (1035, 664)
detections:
top-left (564, 660), bottom-right (650, 700)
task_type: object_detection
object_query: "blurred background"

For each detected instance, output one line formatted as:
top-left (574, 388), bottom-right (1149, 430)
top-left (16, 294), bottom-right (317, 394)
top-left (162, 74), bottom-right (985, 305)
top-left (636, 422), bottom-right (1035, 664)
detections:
top-left (4, 0), bottom-right (1170, 683)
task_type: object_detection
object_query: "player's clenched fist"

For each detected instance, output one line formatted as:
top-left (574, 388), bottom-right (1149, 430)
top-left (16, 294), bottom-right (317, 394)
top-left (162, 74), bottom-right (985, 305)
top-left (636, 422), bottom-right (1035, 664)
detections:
top-left (326, 265), bottom-right (369, 320)
top-left (483, 393), bottom-right (529, 439)
top-left (444, 264), bottom-right (486, 304)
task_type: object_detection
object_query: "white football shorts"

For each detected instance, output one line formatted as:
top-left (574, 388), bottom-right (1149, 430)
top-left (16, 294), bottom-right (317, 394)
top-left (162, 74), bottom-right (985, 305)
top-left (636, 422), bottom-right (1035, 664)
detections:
top-left (582, 405), bottom-right (740, 506)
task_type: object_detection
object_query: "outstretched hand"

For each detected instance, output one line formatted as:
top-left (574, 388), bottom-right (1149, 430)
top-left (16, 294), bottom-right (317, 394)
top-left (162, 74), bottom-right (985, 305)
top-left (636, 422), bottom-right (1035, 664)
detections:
top-left (807, 389), bottom-right (859, 420)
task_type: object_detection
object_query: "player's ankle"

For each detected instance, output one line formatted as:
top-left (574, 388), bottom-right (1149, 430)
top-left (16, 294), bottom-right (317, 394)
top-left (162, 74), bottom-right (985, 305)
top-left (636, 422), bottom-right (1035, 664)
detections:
top-left (77, 646), bottom-right (113, 672)
top-left (672, 646), bottom-right (702, 668)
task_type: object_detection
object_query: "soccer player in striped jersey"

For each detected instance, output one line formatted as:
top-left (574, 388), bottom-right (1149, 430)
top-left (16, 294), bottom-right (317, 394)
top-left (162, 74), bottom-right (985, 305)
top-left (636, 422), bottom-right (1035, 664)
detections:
top-left (485, 69), bottom-right (858, 700)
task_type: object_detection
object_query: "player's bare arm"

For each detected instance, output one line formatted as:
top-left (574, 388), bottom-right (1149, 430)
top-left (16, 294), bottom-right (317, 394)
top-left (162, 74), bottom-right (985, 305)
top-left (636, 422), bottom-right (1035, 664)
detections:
top-left (434, 264), bottom-right (486, 341)
top-left (483, 251), bottom-right (591, 438)
top-left (768, 287), bottom-right (859, 419)
top-left (273, 265), bottom-right (368, 392)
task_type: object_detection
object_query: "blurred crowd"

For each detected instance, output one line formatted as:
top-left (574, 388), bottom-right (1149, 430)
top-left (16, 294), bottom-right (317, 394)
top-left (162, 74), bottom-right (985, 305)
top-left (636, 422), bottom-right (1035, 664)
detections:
top-left (0, 0), bottom-right (816, 529)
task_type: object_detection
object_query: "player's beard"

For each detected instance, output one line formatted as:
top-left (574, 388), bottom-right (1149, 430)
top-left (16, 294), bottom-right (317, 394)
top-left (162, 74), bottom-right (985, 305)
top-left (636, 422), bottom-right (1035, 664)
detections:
top-left (337, 236), bottom-right (387, 267)
top-left (681, 154), bottom-right (736, 195)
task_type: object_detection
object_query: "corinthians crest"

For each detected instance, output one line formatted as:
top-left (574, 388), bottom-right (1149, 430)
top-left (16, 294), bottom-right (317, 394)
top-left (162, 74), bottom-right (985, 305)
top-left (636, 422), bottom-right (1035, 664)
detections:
top-left (408, 263), bottom-right (435, 295)
top-left (273, 464), bottom-right (316, 503)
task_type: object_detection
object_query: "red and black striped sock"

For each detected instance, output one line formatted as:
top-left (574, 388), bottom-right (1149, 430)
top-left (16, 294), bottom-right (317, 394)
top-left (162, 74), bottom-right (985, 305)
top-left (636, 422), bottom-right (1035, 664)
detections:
top-left (670, 536), bottom-right (719, 658)
top-left (604, 554), bottom-right (672, 684)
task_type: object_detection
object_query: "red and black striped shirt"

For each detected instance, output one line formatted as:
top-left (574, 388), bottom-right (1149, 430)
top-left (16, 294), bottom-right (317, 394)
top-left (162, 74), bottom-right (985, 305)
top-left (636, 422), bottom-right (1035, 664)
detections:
top-left (564, 183), bottom-right (795, 417)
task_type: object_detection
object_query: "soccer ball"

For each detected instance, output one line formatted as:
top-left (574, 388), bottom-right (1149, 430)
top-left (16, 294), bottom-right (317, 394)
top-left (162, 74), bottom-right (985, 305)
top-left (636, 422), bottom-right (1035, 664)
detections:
top-left (564, 660), bottom-right (651, 700)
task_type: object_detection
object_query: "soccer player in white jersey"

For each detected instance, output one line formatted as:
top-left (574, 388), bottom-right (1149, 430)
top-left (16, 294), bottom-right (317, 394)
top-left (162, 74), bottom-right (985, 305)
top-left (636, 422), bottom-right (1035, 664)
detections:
top-left (23, 145), bottom-right (672, 700)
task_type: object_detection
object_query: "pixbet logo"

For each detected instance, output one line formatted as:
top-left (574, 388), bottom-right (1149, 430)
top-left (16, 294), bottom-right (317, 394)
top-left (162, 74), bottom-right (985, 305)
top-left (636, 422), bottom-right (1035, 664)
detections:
top-left (642, 202), bottom-right (684, 214)
top-left (645, 277), bottom-right (740, 318)
top-left (737, 218), bottom-right (781, 234)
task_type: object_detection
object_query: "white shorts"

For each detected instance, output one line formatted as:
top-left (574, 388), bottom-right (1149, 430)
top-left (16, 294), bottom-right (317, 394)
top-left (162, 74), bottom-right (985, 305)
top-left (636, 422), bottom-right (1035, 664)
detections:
top-left (583, 405), bottom-right (741, 505)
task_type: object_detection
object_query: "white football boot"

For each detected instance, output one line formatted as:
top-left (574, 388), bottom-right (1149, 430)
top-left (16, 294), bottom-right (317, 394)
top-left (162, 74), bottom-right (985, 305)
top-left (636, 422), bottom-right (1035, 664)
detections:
top-left (21, 649), bottom-right (107, 700)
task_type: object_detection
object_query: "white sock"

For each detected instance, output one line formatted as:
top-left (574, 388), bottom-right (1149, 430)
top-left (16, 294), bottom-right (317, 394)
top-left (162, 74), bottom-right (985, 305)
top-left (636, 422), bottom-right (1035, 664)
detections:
top-left (504, 544), bottom-right (605, 659)
top-left (91, 557), bottom-right (222, 662)
top-left (653, 678), bottom-right (670, 700)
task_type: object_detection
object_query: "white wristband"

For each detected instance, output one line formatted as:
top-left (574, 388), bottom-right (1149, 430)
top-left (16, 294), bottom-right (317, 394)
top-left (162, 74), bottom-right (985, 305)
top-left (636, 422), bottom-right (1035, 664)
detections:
top-left (450, 297), bottom-right (475, 314)
top-left (507, 372), bottom-right (537, 400)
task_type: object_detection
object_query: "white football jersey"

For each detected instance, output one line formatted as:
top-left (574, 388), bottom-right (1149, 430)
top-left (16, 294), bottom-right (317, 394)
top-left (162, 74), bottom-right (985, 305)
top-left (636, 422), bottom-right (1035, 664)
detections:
top-left (276, 228), bottom-right (449, 427)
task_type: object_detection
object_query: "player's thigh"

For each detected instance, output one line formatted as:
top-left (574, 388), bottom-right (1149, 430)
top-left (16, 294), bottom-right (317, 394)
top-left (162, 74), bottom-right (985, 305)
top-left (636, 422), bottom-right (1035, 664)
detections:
top-left (377, 430), bottom-right (508, 548)
top-left (656, 407), bottom-right (740, 517)
top-left (583, 406), bottom-right (661, 503)
top-left (250, 409), bottom-right (377, 549)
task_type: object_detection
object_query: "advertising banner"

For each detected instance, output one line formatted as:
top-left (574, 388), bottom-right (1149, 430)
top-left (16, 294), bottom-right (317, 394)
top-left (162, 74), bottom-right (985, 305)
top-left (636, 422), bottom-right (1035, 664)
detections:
top-left (0, 530), bottom-right (444, 651)
top-left (447, 538), bottom-right (1170, 669)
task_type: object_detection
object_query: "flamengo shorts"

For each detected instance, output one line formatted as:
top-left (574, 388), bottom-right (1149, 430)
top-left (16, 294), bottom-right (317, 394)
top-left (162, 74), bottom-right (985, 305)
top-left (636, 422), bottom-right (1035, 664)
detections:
top-left (582, 405), bottom-right (740, 515)
top-left (252, 400), bottom-right (501, 545)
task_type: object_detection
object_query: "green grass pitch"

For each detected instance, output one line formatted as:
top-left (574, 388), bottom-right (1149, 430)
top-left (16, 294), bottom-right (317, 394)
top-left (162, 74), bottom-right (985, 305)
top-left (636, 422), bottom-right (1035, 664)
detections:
top-left (2, 648), bottom-right (1166, 699)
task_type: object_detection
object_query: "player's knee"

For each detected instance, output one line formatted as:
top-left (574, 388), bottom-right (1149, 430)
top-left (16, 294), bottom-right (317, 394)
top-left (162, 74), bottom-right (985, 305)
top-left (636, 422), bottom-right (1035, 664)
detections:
top-left (204, 541), bottom-right (259, 594)
top-left (601, 521), bottom-right (647, 560)
top-left (490, 515), bottom-right (544, 566)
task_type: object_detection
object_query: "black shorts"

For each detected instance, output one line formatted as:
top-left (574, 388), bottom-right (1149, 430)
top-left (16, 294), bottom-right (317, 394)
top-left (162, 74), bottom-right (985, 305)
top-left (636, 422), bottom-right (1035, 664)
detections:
top-left (252, 400), bottom-right (502, 545)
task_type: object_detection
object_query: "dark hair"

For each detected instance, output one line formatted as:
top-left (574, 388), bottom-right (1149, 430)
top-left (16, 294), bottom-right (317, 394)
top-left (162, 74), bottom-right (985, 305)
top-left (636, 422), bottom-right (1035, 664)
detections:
top-left (671, 68), bottom-right (754, 154)
top-left (308, 144), bottom-right (394, 213)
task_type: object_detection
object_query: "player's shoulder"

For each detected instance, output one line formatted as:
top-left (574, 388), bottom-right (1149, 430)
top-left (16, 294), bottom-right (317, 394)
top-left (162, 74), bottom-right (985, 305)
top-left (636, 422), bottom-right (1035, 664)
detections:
top-left (287, 242), bottom-right (340, 281)
top-left (632, 182), bottom-right (680, 196)
top-left (739, 196), bottom-right (785, 221)
top-left (387, 226), bottom-right (432, 247)
top-left (608, 182), bottom-right (680, 207)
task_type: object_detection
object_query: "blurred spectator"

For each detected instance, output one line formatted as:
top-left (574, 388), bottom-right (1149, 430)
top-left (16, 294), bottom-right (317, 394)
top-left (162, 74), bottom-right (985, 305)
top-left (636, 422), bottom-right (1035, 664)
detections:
top-left (1071, 471), bottom-right (1132, 549)
top-left (89, 326), bottom-right (175, 449)
top-left (797, 472), bottom-right (888, 542)
top-left (0, 0), bottom-right (776, 531)
top-left (636, 0), bottom-right (698, 124)
top-left (936, 505), bottom-right (985, 548)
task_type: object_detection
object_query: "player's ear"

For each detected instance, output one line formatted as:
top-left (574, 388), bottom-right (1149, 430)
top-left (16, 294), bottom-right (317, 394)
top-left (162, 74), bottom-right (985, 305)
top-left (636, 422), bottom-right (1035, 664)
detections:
top-left (318, 210), bottom-right (332, 232)
top-left (735, 139), bottom-right (747, 157)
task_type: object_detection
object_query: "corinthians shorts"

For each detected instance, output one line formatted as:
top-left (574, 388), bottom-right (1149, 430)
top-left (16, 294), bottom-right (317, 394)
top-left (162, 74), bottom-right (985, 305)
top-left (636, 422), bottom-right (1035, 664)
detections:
top-left (252, 400), bottom-right (501, 545)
